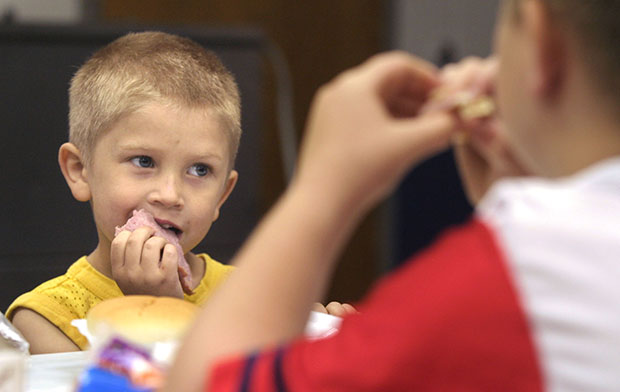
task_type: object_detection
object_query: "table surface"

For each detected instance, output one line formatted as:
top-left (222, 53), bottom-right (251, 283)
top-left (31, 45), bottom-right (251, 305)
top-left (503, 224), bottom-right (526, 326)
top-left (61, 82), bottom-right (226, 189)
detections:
top-left (27, 351), bottom-right (90, 392)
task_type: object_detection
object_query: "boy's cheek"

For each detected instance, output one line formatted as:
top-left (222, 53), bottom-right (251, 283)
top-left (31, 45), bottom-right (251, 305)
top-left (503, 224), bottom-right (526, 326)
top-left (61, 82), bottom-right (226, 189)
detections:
top-left (91, 197), bottom-right (139, 235)
top-left (181, 207), bottom-right (220, 252)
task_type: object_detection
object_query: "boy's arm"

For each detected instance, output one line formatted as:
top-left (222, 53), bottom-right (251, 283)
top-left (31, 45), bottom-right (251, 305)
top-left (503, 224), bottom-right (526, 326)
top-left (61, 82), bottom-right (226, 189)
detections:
top-left (164, 52), bottom-right (456, 392)
top-left (11, 308), bottom-right (80, 354)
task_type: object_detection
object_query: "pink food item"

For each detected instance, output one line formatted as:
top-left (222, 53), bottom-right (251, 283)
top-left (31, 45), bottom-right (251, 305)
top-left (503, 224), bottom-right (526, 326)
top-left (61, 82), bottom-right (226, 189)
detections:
top-left (115, 209), bottom-right (193, 294)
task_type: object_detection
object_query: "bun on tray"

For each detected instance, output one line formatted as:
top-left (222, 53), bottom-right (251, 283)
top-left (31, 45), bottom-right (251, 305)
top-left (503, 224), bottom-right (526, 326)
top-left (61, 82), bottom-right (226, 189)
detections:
top-left (86, 295), bottom-right (199, 344)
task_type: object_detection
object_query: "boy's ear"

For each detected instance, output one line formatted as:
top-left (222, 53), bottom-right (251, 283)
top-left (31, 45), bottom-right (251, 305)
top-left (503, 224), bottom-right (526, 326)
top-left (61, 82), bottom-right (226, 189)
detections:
top-left (58, 143), bottom-right (91, 202)
top-left (212, 170), bottom-right (239, 222)
top-left (522, 0), bottom-right (566, 99)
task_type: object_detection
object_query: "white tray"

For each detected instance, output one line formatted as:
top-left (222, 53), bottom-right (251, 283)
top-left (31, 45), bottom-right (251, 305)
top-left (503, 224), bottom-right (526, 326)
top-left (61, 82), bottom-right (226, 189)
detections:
top-left (27, 351), bottom-right (90, 392)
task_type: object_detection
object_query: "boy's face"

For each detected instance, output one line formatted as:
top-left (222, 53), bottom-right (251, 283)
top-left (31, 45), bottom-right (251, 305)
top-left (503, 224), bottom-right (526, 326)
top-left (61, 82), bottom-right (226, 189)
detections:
top-left (85, 102), bottom-right (237, 256)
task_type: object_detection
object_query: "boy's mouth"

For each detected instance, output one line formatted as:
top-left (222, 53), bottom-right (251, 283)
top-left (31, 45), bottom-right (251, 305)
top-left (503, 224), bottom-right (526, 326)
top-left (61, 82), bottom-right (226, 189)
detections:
top-left (155, 219), bottom-right (183, 237)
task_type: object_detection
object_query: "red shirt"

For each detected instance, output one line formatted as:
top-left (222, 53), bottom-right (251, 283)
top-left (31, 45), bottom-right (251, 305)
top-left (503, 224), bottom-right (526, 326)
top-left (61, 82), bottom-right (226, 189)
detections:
top-left (208, 158), bottom-right (620, 391)
top-left (209, 219), bottom-right (542, 391)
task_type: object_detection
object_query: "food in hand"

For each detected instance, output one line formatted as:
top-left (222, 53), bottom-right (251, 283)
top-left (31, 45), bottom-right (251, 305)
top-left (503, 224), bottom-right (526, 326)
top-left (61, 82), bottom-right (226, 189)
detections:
top-left (115, 209), bottom-right (193, 294)
top-left (457, 95), bottom-right (495, 120)
top-left (421, 89), bottom-right (496, 145)
top-left (424, 90), bottom-right (496, 120)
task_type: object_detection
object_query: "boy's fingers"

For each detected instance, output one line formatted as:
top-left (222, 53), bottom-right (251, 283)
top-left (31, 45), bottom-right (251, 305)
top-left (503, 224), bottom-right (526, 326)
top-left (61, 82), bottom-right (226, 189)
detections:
top-left (342, 303), bottom-right (358, 314)
top-left (160, 243), bottom-right (180, 272)
top-left (393, 111), bottom-right (456, 166)
top-left (123, 227), bottom-right (154, 270)
top-left (477, 57), bottom-right (498, 94)
top-left (110, 230), bottom-right (131, 269)
top-left (312, 303), bottom-right (328, 314)
top-left (332, 52), bottom-right (439, 114)
top-left (142, 236), bottom-right (169, 267)
top-left (429, 57), bottom-right (497, 116)
top-left (386, 94), bottom-right (427, 118)
top-left (367, 54), bottom-right (456, 160)
top-left (371, 53), bottom-right (440, 117)
top-left (325, 301), bottom-right (349, 317)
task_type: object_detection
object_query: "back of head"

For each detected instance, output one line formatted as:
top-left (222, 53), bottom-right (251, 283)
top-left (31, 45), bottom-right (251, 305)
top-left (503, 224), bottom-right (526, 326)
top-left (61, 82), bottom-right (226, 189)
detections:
top-left (69, 31), bottom-right (241, 165)
top-left (535, 0), bottom-right (619, 108)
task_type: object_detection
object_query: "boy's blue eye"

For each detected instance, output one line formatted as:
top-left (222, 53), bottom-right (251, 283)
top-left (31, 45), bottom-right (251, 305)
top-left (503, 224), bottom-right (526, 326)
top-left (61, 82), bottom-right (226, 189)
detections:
top-left (189, 163), bottom-right (210, 177)
top-left (131, 156), bottom-right (154, 168)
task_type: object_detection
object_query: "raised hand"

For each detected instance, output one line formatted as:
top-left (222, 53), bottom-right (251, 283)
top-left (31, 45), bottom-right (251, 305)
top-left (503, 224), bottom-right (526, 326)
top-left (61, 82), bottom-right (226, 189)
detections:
top-left (111, 227), bottom-right (184, 298)
top-left (425, 57), bottom-right (530, 204)
top-left (294, 52), bottom-right (457, 214)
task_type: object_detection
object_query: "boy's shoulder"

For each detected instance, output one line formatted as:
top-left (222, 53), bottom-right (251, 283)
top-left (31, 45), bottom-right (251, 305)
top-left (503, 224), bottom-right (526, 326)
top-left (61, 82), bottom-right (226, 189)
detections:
top-left (477, 157), bottom-right (620, 232)
top-left (7, 256), bottom-right (122, 317)
top-left (473, 157), bottom-right (620, 292)
top-left (194, 253), bottom-right (235, 281)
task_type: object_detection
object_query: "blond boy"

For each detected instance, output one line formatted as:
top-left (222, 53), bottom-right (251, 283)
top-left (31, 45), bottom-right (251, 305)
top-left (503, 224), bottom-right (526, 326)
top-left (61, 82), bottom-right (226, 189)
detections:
top-left (7, 31), bottom-right (239, 353)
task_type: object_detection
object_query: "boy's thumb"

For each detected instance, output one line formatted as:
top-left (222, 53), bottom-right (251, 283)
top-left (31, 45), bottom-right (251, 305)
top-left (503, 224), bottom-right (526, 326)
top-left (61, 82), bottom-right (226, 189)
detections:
top-left (393, 111), bottom-right (456, 166)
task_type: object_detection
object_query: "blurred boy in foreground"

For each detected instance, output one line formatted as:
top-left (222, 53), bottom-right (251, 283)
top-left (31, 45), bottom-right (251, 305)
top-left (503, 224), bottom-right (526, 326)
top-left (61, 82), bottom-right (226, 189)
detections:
top-left (166, 0), bottom-right (620, 390)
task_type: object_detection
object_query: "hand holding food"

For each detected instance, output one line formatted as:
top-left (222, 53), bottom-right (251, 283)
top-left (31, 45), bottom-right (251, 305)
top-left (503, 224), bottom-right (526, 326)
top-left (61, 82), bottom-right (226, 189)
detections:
top-left (421, 57), bottom-right (530, 203)
top-left (111, 209), bottom-right (191, 298)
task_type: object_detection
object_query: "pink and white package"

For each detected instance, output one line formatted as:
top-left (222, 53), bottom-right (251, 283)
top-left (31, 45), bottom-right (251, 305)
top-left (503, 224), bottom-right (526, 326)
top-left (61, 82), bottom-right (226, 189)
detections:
top-left (115, 209), bottom-right (193, 294)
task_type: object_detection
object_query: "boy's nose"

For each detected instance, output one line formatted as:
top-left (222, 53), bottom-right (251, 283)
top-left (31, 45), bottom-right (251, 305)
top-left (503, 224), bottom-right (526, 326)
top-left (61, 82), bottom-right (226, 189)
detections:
top-left (148, 174), bottom-right (184, 208)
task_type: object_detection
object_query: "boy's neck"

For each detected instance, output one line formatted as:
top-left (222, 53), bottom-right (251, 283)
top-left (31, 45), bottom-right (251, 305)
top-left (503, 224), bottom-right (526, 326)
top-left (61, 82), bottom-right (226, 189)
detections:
top-left (87, 243), bottom-right (113, 278)
top-left (531, 63), bottom-right (620, 177)
top-left (552, 116), bottom-right (620, 177)
top-left (186, 252), bottom-right (207, 290)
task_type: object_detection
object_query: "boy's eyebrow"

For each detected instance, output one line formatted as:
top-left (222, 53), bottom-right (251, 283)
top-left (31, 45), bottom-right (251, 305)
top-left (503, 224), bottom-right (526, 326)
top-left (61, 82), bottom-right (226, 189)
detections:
top-left (191, 152), bottom-right (225, 163)
top-left (116, 142), bottom-right (225, 161)
top-left (117, 142), bottom-right (145, 151)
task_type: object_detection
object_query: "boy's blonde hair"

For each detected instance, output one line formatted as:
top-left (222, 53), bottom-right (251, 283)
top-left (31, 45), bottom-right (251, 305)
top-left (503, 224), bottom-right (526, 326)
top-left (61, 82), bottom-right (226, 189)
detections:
top-left (69, 31), bottom-right (241, 166)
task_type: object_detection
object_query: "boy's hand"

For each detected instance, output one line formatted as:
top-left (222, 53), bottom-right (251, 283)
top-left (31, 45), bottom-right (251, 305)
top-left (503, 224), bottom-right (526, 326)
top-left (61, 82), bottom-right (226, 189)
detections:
top-left (111, 227), bottom-right (184, 298)
top-left (453, 119), bottom-right (529, 204)
top-left (427, 57), bottom-right (530, 204)
top-left (294, 52), bottom-right (457, 214)
top-left (313, 301), bottom-right (358, 317)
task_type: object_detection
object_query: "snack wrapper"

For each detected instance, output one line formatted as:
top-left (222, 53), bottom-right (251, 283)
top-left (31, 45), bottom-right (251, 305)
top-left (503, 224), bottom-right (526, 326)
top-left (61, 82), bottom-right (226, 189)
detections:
top-left (76, 337), bottom-right (164, 391)
top-left (72, 319), bottom-right (176, 392)
top-left (0, 312), bottom-right (29, 354)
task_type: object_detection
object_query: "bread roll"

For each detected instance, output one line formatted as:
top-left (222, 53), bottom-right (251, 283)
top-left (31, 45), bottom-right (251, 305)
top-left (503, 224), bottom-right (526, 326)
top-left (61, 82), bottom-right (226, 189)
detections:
top-left (86, 295), bottom-right (199, 344)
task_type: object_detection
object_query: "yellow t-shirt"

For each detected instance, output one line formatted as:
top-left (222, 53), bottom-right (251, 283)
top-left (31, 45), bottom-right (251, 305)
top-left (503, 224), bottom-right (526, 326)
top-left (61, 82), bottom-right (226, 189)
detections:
top-left (6, 254), bottom-right (233, 350)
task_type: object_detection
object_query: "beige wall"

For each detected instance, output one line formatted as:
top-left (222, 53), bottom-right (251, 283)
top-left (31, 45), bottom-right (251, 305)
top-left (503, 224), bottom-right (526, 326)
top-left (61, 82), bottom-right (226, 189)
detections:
top-left (0, 0), bottom-right (82, 22)
top-left (390, 0), bottom-right (500, 60)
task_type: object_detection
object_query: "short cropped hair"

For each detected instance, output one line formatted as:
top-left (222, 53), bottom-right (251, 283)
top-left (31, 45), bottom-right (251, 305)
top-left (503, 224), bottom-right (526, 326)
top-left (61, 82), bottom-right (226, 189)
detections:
top-left (69, 31), bottom-right (241, 166)
top-left (508, 0), bottom-right (620, 105)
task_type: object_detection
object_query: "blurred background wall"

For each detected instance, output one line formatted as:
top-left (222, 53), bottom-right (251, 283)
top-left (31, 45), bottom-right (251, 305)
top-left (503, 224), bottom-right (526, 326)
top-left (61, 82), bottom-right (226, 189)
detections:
top-left (1, 0), bottom-right (500, 308)
top-left (0, 0), bottom-right (84, 23)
